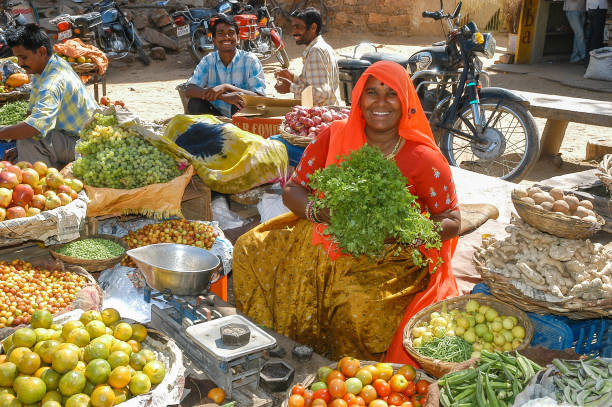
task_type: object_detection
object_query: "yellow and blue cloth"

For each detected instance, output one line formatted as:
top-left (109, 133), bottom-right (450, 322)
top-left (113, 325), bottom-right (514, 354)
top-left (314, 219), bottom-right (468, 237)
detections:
top-left (25, 54), bottom-right (98, 139)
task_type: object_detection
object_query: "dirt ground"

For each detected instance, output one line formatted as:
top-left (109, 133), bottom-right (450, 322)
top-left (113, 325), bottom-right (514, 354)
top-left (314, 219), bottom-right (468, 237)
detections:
top-left (100, 30), bottom-right (612, 185)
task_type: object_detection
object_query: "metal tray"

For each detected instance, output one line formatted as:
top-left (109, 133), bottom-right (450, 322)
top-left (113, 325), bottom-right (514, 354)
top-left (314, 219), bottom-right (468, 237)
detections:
top-left (185, 315), bottom-right (276, 362)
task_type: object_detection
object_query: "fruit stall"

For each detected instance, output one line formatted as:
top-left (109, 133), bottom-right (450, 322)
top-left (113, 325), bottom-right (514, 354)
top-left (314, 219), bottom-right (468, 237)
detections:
top-left (0, 99), bottom-right (611, 407)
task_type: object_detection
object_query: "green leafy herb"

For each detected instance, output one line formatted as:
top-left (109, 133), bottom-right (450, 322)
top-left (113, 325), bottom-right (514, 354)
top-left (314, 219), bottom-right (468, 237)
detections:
top-left (309, 144), bottom-right (441, 263)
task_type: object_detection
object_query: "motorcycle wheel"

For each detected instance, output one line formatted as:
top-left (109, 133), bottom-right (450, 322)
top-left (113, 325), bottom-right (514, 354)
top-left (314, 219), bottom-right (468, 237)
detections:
top-left (190, 26), bottom-right (211, 64)
top-left (276, 48), bottom-right (290, 68)
top-left (440, 98), bottom-right (540, 182)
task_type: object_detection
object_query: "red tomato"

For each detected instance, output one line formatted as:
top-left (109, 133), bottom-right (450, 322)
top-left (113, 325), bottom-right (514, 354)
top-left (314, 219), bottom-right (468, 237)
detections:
top-left (289, 395), bottom-right (306, 407)
top-left (304, 390), bottom-right (314, 407)
top-left (362, 365), bottom-right (380, 382)
top-left (327, 371), bottom-right (347, 386)
top-left (387, 392), bottom-right (405, 406)
top-left (349, 396), bottom-right (366, 406)
top-left (330, 399), bottom-right (348, 407)
top-left (341, 359), bottom-right (361, 378)
top-left (419, 395), bottom-right (427, 406)
top-left (403, 382), bottom-right (416, 397)
top-left (368, 400), bottom-right (388, 407)
top-left (343, 393), bottom-right (357, 404)
top-left (409, 396), bottom-right (421, 407)
top-left (292, 386), bottom-right (306, 396)
top-left (312, 399), bottom-right (328, 407)
top-left (373, 379), bottom-right (391, 398)
top-left (389, 375), bottom-right (409, 393)
top-left (338, 357), bottom-right (353, 371)
top-left (375, 364), bottom-right (394, 381)
top-left (399, 403), bottom-right (414, 407)
top-left (359, 385), bottom-right (378, 404)
top-left (329, 379), bottom-right (347, 399)
top-left (397, 365), bottom-right (416, 382)
top-left (415, 381), bottom-right (429, 395)
top-left (313, 389), bottom-right (331, 404)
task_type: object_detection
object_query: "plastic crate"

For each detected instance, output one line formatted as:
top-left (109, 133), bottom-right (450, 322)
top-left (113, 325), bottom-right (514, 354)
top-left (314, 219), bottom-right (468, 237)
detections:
top-left (471, 283), bottom-right (612, 356)
top-left (0, 141), bottom-right (15, 159)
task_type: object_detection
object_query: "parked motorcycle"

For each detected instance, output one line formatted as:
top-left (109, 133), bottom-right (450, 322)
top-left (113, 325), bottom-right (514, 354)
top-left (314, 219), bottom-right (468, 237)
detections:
top-left (337, 1), bottom-right (539, 182)
top-left (52, 0), bottom-right (151, 65)
top-left (0, 0), bottom-right (37, 58)
top-left (173, 0), bottom-right (289, 67)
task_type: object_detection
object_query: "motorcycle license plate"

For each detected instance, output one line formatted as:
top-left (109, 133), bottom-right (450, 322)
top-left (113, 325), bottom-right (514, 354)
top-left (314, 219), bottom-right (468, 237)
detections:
top-left (58, 29), bottom-right (72, 41)
top-left (177, 25), bottom-right (190, 37)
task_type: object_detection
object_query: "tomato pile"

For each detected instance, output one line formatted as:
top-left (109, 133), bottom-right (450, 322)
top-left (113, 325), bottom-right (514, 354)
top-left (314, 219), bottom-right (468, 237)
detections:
top-left (289, 358), bottom-right (430, 407)
top-left (121, 219), bottom-right (219, 267)
top-left (283, 106), bottom-right (350, 139)
top-left (0, 260), bottom-right (89, 327)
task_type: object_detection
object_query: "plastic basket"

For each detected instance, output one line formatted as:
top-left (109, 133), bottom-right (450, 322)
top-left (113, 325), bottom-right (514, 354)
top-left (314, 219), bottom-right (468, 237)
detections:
top-left (472, 283), bottom-right (612, 357)
top-left (0, 141), bottom-right (15, 159)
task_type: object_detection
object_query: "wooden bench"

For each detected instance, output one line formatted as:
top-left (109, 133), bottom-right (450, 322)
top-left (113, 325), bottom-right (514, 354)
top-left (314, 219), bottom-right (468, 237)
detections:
top-left (515, 91), bottom-right (612, 158)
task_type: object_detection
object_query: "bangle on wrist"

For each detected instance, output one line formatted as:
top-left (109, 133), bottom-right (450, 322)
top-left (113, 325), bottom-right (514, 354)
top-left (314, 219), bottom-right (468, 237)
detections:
top-left (311, 203), bottom-right (321, 223)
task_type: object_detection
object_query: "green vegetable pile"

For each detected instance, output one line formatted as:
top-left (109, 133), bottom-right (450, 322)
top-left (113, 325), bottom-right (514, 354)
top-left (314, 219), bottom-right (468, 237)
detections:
top-left (0, 100), bottom-right (28, 126)
top-left (552, 358), bottom-right (612, 406)
top-left (56, 238), bottom-right (125, 260)
top-left (72, 114), bottom-right (181, 189)
top-left (438, 350), bottom-right (543, 407)
top-left (309, 145), bottom-right (441, 262)
top-left (416, 335), bottom-right (473, 363)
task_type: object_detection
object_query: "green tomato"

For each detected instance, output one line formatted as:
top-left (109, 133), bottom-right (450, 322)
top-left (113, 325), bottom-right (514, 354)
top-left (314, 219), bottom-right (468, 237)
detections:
top-left (317, 367), bottom-right (332, 383)
top-left (311, 381), bottom-right (327, 391)
top-left (345, 378), bottom-right (363, 395)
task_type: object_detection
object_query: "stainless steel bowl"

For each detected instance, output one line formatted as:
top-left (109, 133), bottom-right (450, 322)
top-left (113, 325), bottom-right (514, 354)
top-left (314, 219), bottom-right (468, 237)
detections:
top-left (126, 243), bottom-right (221, 296)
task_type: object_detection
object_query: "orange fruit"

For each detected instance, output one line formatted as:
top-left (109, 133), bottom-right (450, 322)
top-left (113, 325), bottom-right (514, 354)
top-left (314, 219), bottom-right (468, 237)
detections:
top-left (34, 366), bottom-right (50, 378)
top-left (110, 341), bottom-right (131, 356)
top-left (0, 363), bottom-right (17, 387)
top-left (112, 324), bottom-right (132, 342)
top-left (66, 329), bottom-right (90, 348)
top-left (34, 328), bottom-right (52, 343)
top-left (12, 329), bottom-right (36, 349)
top-left (52, 348), bottom-right (79, 374)
top-left (129, 325), bottom-right (147, 343)
top-left (126, 340), bottom-right (140, 354)
top-left (31, 310), bottom-right (53, 329)
top-left (83, 380), bottom-right (95, 396)
top-left (8, 348), bottom-right (30, 366)
top-left (100, 309), bottom-right (120, 327)
top-left (107, 366), bottom-right (131, 389)
top-left (0, 393), bottom-right (14, 407)
top-left (107, 351), bottom-right (129, 370)
top-left (83, 342), bottom-right (109, 363)
top-left (142, 360), bottom-right (165, 385)
top-left (65, 393), bottom-right (91, 407)
top-left (208, 388), bottom-right (225, 404)
top-left (62, 321), bottom-right (85, 341)
top-left (80, 311), bottom-right (102, 326)
top-left (16, 352), bottom-right (40, 375)
top-left (41, 401), bottom-right (62, 407)
top-left (41, 368), bottom-right (61, 391)
top-left (1, 337), bottom-right (12, 354)
top-left (42, 390), bottom-right (62, 403)
top-left (0, 387), bottom-right (14, 396)
top-left (91, 385), bottom-right (115, 407)
top-left (58, 370), bottom-right (86, 396)
top-left (14, 376), bottom-right (46, 404)
top-left (86, 321), bottom-right (106, 341)
top-left (112, 388), bottom-right (128, 405)
top-left (75, 361), bottom-right (87, 374)
top-left (129, 373), bottom-right (151, 396)
top-left (36, 340), bottom-right (61, 364)
top-left (57, 343), bottom-right (80, 354)
top-left (85, 360), bottom-right (111, 385)
top-left (129, 352), bottom-right (146, 371)
top-left (139, 349), bottom-right (155, 363)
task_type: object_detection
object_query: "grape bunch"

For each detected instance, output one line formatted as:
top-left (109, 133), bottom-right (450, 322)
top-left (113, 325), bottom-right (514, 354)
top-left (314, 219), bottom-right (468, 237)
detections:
top-left (73, 114), bottom-right (180, 189)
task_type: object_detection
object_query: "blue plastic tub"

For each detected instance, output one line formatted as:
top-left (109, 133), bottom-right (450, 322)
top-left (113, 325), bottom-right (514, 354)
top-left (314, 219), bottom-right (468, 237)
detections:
top-left (471, 283), bottom-right (612, 356)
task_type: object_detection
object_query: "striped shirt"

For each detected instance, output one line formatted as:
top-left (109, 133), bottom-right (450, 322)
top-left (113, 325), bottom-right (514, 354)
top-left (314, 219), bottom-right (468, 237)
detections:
top-left (188, 49), bottom-right (266, 117)
top-left (26, 54), bottom-right (98, 140)
top-left (290, 36), bottom-right (341, 106)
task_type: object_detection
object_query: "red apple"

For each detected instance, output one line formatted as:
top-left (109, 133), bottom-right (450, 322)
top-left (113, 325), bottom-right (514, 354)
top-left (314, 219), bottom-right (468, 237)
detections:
top-left (33, 184), bottom-right (43, 195)
top-left (32, 161), bottom-right (48, 177)
top-left (57, 193), bottom-right (72, 206)
top-left (6, 206), bottom-right (26, 219)
top-left (44, 190), bottom-right (57, 199)
top-left (0, 171), bottom-right (18, 189)
top-left (21, 168), bottom-right (39, 188)
top-left (12, 184), bottom-right (34, 207)
top-left (5, 166), bottom-right (22, 183)
top-left (26, 207), bottom-right (40, 217)
top-left (45, 172), bottom-right (64, 189)
top-left (44, 194), bottom-right (61, 210)
top-left (15, 161), bottom-right (32, 170)
top-left (0, 208), bottom-right (5, 221)
top-left (30, 194), bottom-right (45, 210)
top-left (0, 187), bottom-right (11, 208)
top-left (56, 185), bottom-right (73, 195)
top-left (0, 161), bottom-right (12, 168)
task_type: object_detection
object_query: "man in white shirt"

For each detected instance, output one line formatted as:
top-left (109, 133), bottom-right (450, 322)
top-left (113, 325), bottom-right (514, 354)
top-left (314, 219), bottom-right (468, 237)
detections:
top-left (586, 0), bottom-right (608, 65)
top-left (564, 0), bottom-right (586, 63)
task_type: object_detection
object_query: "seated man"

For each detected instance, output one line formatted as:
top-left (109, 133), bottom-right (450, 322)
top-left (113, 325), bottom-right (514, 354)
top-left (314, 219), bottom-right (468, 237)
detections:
top-left (274, 7), bottom-right (340, 106)
top-left (0, 24), bottom-right (98, 168)
top-left (185, 14), bottom-right (266, 117)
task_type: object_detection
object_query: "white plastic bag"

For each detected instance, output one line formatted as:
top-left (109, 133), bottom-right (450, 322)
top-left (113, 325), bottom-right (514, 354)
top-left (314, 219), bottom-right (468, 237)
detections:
top-left (257, 192), bottom-right (290, 222)
top-left (584, 47), bottom-right (612, 81)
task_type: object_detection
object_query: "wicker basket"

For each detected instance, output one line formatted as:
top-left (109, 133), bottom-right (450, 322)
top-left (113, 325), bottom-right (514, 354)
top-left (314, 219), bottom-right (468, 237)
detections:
top-left (281, 361), bottom-right (435, 407)
top-left (597, 154), bottom-right (612, 197)
top-left (474, 253), bottom-right (612, 319)
top-left (402, 293), bottom-right (534, 378)
top-left (0, 89), bottom-right (29, 103)
top-left (279, 125), bottom-right (315, 147)
top-left (511, 190), bottom-right (603, 239)
top-left (49, 234), bottom-right (128, 272)
top-left (70, 62), bottom-right (98, 74)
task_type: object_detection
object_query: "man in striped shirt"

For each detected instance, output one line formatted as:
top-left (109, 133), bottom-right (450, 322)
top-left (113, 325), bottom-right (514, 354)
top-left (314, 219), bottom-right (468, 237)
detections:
top-left (274, 8), bottom-right (340, 106)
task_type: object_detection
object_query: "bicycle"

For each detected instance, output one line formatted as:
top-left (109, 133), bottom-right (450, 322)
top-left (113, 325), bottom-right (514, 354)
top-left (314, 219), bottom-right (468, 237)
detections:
top-left (267, 0), bottom-right (329, 32)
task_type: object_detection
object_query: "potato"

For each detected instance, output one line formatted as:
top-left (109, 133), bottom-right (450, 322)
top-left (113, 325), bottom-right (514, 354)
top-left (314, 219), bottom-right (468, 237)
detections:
top-left (514, 189), bottom-right (528, 199)
top-left (564, 195), bottom-right (579, 212)
top-left (541, 201), bottom-right (554, 211)
top-left (549, 188), bottom-right (564, 201)
top-left (520, 197), bottom-right (535, 205)
top-left (552, 200), bottom-right (570, 214)
top-left (583, 216), bottom-right (598, 224)
top-left (532, 192), bottom-right (553, 205)
top-left (586, 209), bottom-right (597, 219)
top-left (574, 206), bottom-right (589, 218)
top-left (579, 200), bottom-right (594, 210)
top-left (534, 205), bottom-right (544, 210)
top-left (527, 187), bottom-right (543, 197)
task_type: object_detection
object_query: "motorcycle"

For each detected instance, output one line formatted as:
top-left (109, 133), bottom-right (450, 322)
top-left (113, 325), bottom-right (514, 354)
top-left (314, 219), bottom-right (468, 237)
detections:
top-left (0, 0), bottom-right (37, 58)
top-left (337, 0), bottom-right (539, 182)
top-left (52, 0), bottom-right (151, 65)
top-left (173, 0), bottom-right (289, 67)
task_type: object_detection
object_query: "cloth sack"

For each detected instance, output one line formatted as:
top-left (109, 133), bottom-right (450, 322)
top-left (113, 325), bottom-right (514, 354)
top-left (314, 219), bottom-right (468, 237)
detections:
top-left (53, 38), bottom-right (109, 75)
top-left (584, 47), bottom-right (612, 81)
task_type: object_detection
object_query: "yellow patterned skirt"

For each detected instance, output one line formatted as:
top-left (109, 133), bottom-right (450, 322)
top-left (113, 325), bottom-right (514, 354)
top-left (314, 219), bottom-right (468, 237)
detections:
top-left (233, 212), bottom-right (429, 360)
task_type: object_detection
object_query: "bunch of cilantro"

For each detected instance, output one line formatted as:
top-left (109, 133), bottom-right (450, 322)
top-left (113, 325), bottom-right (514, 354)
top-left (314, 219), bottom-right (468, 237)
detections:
top-left (309, 145), bottom-right (441, 264)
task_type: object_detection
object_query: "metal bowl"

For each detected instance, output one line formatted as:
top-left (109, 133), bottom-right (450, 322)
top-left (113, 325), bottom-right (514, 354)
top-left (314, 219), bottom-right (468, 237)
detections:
top-left (126, 243), bottom-right (221, 296)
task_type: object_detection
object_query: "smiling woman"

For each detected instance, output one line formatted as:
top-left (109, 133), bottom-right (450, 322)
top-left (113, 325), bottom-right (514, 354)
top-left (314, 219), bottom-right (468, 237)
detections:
top-left (233, 61), bottom-right (461, 364)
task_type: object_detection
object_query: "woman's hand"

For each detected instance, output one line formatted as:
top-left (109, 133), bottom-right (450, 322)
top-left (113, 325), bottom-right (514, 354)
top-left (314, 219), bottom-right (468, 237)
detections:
top-left (314, 206), bottom-right (331, 224)
top-left (430, 208), bottom-right (461, 241)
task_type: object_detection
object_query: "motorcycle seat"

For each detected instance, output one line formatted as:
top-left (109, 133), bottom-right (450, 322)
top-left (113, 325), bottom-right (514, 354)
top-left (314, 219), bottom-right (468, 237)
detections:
top-left (361, 52), bottom-right (411, 68)
top-left (190, 8), bottom-right (217, 20)
top-left (75, 12), bottom-right (102, 26)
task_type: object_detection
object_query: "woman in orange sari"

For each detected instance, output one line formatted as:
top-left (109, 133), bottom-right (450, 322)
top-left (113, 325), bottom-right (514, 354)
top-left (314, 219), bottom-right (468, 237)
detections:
top-left (233, 61), bottom-right (460, 364)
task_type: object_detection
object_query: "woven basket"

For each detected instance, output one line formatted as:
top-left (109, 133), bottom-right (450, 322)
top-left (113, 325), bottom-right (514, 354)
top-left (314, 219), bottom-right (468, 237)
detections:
top-left (280, 106), bottom-right (350, 147)
top-left (70, 62), bottom-right (98, 74)
top-left (281, 361), bottom-right (435, 407)
top-left (402, 293), bottom-right (534, 378)
top-left (597, 154), bottom-right (612, 197)
top-left (511, 190), bottom-right (603, 239)
top-left (0, 90), bottom-right (29, 103)
top-left (474, 253), bottom-right (612, 319)
top-left (49, 234), bottom-right (128, 272)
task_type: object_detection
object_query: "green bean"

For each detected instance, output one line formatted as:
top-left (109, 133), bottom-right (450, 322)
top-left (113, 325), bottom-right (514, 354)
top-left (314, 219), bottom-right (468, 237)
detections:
top-left (416, 335), bottom-right (473, 363)
top-left (56, 238), bottom-right (125, 260)
top-left (0, 100), bottom-right (27, 126)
